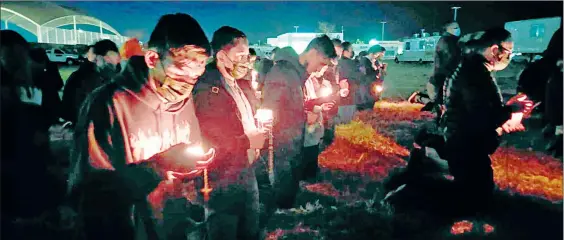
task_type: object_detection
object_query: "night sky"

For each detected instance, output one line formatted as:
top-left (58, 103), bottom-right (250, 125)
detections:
top-left (3, 1), bottom-right (563, 43)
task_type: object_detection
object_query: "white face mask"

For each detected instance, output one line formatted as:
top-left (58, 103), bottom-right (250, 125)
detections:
top-left (19, 87), bottom-right (42, 106)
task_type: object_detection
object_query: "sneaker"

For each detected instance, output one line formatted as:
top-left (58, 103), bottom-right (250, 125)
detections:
top-left (408, 91), bottom-right (420, 104)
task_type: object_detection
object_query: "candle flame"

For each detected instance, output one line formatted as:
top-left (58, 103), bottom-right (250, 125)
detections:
top-left (320, 87), bottom-right (333, 97)
top-left (186, 146), bottom-right (205, 155)
top-left (374, 85), bottom-right (384, 93)
top-left (256, 109), bottom-right (273, 122)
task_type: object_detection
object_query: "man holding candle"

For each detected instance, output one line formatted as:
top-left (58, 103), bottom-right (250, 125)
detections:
top-left (192, 26), bottom-right (267, 240)
top-left (67, 14), bottom-right (215, 240)
top-left (262, 35), bottom-right (337, 209)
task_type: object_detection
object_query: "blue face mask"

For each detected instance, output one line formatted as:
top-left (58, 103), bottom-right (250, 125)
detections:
top-left (453, 29), bottom-right (461, 37)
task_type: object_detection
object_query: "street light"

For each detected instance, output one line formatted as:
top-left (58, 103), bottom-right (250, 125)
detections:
top-left (451, 6), bottom-right (461, 21)
top-left (293, 26), bottom-right (299, 33)
top-left (369, 39), bottom-right (379, 46)
top-left (380, 21), bottom-right (387, 41)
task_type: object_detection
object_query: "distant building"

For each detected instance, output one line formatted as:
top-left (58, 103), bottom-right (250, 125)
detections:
top-left (266, 32), bottom-right (344, 54)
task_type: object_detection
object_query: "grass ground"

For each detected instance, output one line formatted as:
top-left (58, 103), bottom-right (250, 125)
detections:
top-left (51, 61), bottom-right (562, 240)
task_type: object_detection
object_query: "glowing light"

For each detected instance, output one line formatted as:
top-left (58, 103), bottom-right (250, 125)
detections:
top-left (374, 84), bottom-right (384, 93)
top-left (251, 70), bottom-right (259, 90)
top-left (255, 109), bottom-right (273, 123)
top-left (339, 88), bottom-right (349, 97)
top-left (320, 87), bottom-right (333, 97)
top-left (186, 146), bottom-right (205, 155)
top-left (369, 39), bottom-right (379, 46)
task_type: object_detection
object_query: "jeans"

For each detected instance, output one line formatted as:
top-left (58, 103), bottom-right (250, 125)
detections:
top-left (202, 168), bottom-right (261, 240)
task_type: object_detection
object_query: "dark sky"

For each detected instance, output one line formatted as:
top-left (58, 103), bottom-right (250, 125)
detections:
top-left (5, 1), bottom-right (564, 43)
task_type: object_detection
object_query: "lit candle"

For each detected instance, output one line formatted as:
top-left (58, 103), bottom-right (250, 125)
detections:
top-left (255, 108), bottom-right (274, 178)
top-left (374, 84), bottom-right (383, 93)
top-left (186, 145), bottom-right (212, 202)
top-left (255, 109), bottom-right (273, 125)
top-left (320, 86), bottom-right (333, 98)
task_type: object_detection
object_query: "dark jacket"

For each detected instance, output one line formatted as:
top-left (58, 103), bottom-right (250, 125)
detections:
top-left (68, 56), bottom-right (205, 240)
top-left (433, 33), bottom-right (461, 79)
top-left (517, 57), bottom-right (558, 102)
top-left (193, 62), bottom-right (254, 187)
top-left (261, 47), bottom-right (306, 168)
top-left (359, 57), bottom-right (378, 85)
top-left (61, 62), bottom-right (104, 123)
top-left (338, 56), bottom-right (361, 105)
top-left (442, 54), bottom-right (514, 154)
top-left (1, 71), bottom-right (60, 219)
top-left (34, 61), bottom-right (64, 125)
top-left (431, 33), bottom-right (461, 104)
top-left (545, 61), bottom-right (563, 125)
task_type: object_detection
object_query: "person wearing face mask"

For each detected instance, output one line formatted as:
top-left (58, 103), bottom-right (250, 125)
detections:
top-left (66, 14), bottom-right (216, 240)
top-left (192, 26), bottom-right (267, 240)
top-left (439, 28), bottom-right (533, 214)
top-left (410, 22), bottom-right (463, 115)
top-left (236, 48), bottom-right (261, 109)
top-left (61, 40), bottom-right (122, 124)
top-left (261, 35), bottom-right (337, 211)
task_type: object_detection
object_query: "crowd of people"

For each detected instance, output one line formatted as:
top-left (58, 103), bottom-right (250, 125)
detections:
top-left (1, 12), bottom-right (389, 240)
top-left (1, 12), bottom-right (561, 240)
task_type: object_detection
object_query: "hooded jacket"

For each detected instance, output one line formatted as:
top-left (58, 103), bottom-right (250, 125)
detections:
top-left (261, 47), bottom-right (306, 168)
top-left (68, 56), bottom-right (204, 240)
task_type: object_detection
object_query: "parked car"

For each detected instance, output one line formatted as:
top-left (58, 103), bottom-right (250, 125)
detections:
top-left (45, 48), bottom-right (80, 65)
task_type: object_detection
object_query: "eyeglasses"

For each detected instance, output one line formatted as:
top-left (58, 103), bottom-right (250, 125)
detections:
top-left (498, 45), bottom-right (516, 59)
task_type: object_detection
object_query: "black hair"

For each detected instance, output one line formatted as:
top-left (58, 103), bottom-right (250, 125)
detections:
top-left (147, 13), bottom-right (211, 59)
top-left (341, 41), bottom-right (353, 52)
top-left (29, 48), bottom-right (49, 63)
top-left (460, 27), bottom-right (512, 53)
top-left (0, 30), bottom-right (33, 99)
top-left (358, 51), bottom-right (368, 58)
top-left (332, 38), bottom-right (342, 47)
top-left (368, 44), bottom-right (386, 54)
top-left (305, 35), bottom-right (337, 59)
top-left (271, 47), bottom-right (280, 56)
top-left (0, 30), bottom-right (30, 50)
top-left (211, 26), bottom-right (247, 55)
top-left (249, 48), bottom-right (257, 56)
top-left (442, 21), bottom-right (458, 32)
top-left (93, 39), bottom-right (119, 56)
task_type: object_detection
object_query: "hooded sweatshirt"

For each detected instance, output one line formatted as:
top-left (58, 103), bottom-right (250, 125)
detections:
top-left (68, 56), bottom-right (204, 240)
top-left (261, 47), bottom-right (306, 169)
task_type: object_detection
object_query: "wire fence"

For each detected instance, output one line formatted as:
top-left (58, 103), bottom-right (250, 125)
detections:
top-left (40, 26), bottom-right (128, 46)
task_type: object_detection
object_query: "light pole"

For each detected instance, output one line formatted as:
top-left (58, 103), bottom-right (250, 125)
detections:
top-left (294, 26), bottom-right (299, 33)
top-left (451, 6), bottom-right (461, 21)
top-left (258, 40), bottom-right (261, 46)
top-left (380, 21), bottom-right (387, 41)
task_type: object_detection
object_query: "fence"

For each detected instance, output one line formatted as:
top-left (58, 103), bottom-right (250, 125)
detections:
top-left (40, 26), bottom-right (128, 46)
